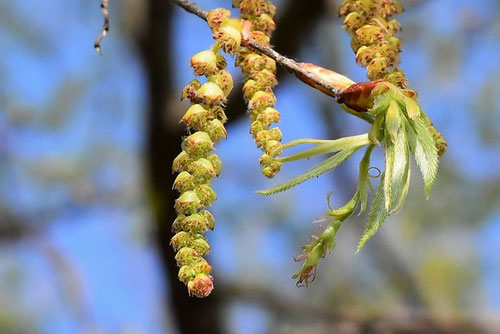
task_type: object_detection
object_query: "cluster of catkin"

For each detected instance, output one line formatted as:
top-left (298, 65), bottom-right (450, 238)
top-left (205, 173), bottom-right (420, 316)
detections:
top-left (339, 0), bottom-right (408, 88)
top-left (233, 0), bottom-right (283, 178)
top-left (172, 11), bottom-right (242, 296)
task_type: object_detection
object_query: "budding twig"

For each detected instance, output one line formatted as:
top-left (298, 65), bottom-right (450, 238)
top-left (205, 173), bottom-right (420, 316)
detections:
top-left (94, 0), bottom-right (110, 55)
top-left (172, 0), bottom-right (343, 99)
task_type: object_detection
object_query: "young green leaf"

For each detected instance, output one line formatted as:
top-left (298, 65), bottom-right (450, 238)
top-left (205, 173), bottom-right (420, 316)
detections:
top-left (258, 147), bottom-right (361, 195)
top-left (389, 122), bottom-right (410, 212)
top-left (357, 174), bottom-right (389, 252)
top-left (383, 131), bottom-right (395, 211)
top-left (358, 144), bottom-right (375, 214)
top-left (277, 134), bottom-right (370, 162)
top-left (407, 116), bottom-right (439, 197)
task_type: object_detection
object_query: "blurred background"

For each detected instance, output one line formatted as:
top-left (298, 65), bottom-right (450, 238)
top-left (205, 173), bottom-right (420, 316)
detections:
top-left (0, 0), bottom-right (499, 333)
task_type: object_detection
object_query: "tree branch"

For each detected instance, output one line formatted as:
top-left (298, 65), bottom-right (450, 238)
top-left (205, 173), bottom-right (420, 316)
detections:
top-left (94, 0), bottom-right (110, 55)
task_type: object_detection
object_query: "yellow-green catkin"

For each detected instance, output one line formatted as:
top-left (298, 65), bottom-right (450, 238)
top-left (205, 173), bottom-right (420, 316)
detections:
top-left (339, 0), bottom-right (408, 88)
top-left (173, 41), bottom-right (234, 297)
top-left (232, 0), bottom-right (283, 178)
top-left (339, 0), bottom-right (447, 155)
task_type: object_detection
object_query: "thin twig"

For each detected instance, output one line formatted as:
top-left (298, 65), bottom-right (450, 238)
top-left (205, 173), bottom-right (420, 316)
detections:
top-left (172, 0), bottom-right (344, 100)
top-left (94, 0), bottom-right (110, 55)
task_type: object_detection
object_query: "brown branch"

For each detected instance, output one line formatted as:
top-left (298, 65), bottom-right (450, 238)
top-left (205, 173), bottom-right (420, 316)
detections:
top-left (94, 0), bottom-right (110, 55)
top-left (171, 0), bottom-right (344, 99)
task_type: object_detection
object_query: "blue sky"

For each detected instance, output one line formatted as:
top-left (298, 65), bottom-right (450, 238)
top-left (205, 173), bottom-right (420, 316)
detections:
top-left (0, 1), bottom-right (499, 333)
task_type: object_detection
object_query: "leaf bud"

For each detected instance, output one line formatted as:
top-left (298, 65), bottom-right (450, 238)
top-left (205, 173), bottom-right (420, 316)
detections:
top-left (188, 158), bottom-right (216, 181)
top-left (182, 131), bottom-right (214, 157)
top-left (173, 171), bottom-right (196, 193)
top-left (172, 151), bottom-right (192, 172)
top-left (175, 247), bottom-right (201, 266)
top-left (175, 191), bottom-right (201, 214)
top-left (171, 231), bottom-right (192, 251)
top-left (203, 154), bottom-right (221, 177)
top-left (187, 273), bottom-right (214, 298)
top-left (198, 82), bottom-right (226, 106)
top-left (190, 50), bottom-right (218, 76)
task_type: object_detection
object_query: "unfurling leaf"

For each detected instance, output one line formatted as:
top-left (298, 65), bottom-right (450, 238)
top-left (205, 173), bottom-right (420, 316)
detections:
top-left (257, 147), bottom-right (361, 195)
top-left (358, 174), bottom-right (389, 252)
top-left (407, 115), bottom-right (439, 197)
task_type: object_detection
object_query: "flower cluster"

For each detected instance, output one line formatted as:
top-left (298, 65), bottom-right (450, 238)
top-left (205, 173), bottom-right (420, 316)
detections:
top-left (173, 43), bottom-right (234, 297)
top-left (233, 0), bottom-right (283, 178)
top-left (339, 0), bottom-right (408, 88)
